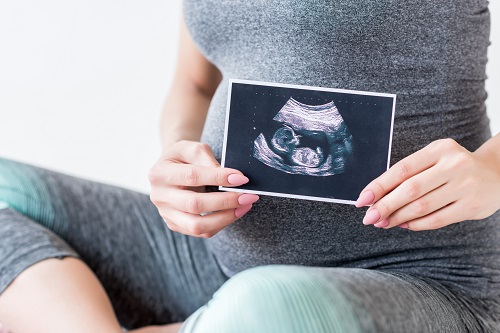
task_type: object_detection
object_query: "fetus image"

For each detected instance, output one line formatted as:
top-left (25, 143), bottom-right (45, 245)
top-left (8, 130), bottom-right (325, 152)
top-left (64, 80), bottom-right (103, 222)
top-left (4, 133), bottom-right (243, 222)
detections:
top-left (253, 98), bottom-right (353, 176)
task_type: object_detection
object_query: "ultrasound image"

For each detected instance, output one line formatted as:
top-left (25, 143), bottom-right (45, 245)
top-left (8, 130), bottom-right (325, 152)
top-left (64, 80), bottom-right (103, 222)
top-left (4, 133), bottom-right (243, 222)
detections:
top-left (253, 98), bottom-right (353, 176)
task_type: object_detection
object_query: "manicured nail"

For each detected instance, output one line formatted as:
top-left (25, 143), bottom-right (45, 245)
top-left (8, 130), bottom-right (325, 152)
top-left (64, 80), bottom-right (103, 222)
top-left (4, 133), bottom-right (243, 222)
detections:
top-left (398, 223), bottom-right (409, 229)
top-left (238, 194), bottom-right (259, 206)
top-left (374, 219), bottom-right (389, 228)
top-left (356, 190), bottom-right (375, 208)
top-left (228, 174), bottom-right (249, 185)
top-left (235, 204), bottom-right (252, 218)
top-left (363, 209), bottom-right (380, 225)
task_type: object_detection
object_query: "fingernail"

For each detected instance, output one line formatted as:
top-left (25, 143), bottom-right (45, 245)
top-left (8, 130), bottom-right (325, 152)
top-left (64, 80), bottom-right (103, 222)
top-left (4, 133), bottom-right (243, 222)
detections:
top-left (228, 174), bottom-right (249, 185)
top-left (363, 209), bottom-right (380, 225)
top-left (238, 194), bottom-right (259, 206)
top-left (356, 190), bottom-right (375, 208)
top-left (235, 204), bottom-right (252, 218)
top-left (374, 219), bottom-right (389, 228)
top-left (398, 223), bottom-right (409, 229)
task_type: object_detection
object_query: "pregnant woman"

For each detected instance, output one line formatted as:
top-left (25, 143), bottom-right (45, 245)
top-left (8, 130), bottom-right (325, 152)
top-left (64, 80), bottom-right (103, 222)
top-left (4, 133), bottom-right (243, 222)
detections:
top-left (0, 1), bottom-right (499, 332)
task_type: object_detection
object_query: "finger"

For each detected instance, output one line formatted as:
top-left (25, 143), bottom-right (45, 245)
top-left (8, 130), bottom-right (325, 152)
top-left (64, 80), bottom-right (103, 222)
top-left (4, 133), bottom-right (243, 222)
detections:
top-left (168, 141), bottom-right (221, 168)
top-left (162, 163), bottom-right (249, 187)
top-left (396, 201), bottom-right (463, 231)
top-left (162, 205), bottom-right (253, 237)
top-left (163, 216), bottom-right (216, 238)
top-left (163, 217), bottom-right (183, 233)
top-left (382, 184), bottom-right (458, 228)
top-left (362, 166), bottom-right (449, 225)
top-left (167, 205), bottom-right (253, 237)
top-left (158, 189), bottom-right (259, 214)
top-left (163, 215), bottom-right (216, 238)
top-left (356, 143), bottom-right (440, 207)
top-left (201, 206), bottom-right (254, 237)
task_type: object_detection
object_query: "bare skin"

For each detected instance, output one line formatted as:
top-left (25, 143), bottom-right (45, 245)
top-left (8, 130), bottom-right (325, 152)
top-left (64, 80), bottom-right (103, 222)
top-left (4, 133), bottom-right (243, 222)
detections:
top-left (0, 258), bottom-right (183, 333)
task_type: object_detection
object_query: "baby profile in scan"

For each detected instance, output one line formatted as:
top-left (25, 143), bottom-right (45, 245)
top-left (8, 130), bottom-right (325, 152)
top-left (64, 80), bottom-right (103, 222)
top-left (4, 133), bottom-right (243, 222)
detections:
top-left (253, 98), bottom-right (353, 176)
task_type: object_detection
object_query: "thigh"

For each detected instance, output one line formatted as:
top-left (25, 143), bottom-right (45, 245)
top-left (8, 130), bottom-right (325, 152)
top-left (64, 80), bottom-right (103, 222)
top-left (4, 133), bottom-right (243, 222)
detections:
top-left (0, 158), bottom-right (228, 329)
top-left (180, 265), bottom-right (499, 333)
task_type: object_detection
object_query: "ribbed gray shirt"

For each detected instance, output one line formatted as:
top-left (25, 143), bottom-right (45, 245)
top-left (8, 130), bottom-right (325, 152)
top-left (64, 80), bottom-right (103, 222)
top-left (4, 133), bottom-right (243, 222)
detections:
top-left (183, 0), bottom-right (500, 299)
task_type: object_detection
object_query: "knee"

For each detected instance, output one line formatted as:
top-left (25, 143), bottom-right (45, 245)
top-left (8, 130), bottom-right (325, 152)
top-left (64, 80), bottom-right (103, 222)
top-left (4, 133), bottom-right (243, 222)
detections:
top-left (0, 159), bottom-right (58, 230)
top-left (185, 265), bottom-right (365, 333)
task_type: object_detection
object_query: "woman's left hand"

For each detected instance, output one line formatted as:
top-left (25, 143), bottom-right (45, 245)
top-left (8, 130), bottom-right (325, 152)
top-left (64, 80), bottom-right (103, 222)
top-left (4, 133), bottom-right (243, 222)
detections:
top-left (355, 138), bottom-right (500, 231)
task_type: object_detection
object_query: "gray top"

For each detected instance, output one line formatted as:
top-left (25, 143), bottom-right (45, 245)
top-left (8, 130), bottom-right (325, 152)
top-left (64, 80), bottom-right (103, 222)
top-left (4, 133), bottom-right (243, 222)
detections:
top-left (183, 0), bottom-right (500, 298)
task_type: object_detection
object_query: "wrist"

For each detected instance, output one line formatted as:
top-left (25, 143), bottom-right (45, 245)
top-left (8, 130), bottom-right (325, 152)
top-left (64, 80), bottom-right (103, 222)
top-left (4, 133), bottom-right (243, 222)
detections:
top-left (473, 135), bottom-right (500, 212)
top-left (161, 132), bottom-right (201, 155)
top-left (473, 133), bottom-right (500, 176)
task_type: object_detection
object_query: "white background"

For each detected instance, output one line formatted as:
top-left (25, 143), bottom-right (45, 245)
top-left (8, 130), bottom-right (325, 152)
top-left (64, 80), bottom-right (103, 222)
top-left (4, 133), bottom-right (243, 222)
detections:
top-left (0, 1), bottom-right (499, 193)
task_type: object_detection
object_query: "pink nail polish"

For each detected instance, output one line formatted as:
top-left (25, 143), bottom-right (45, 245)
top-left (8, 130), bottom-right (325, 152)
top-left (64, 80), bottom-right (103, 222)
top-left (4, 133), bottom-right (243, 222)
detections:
top-left (235, 204), bottom-right (252, 218)
top-left (356, 190), bottom-right (375, 208)
top-left (374, 219), bottom-right (389, 228)
top-left (228, 174), bottom-right (249, 185)
top-left (398, 223), bottom-right (409, 229)
top-left (238, 194), bottom-right (259, 206)
top-left (363, 209), bottom-right (380, 225)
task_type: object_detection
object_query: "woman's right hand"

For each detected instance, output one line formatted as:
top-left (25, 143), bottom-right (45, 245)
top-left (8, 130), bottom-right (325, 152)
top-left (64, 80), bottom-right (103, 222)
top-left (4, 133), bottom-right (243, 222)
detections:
top-left (148, 140), bottom-right (259, 238)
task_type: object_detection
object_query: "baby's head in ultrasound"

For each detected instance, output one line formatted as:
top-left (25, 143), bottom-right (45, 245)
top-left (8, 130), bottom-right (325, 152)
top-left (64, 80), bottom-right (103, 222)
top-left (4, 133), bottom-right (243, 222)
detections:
top-left (270, 126), bottom-right (328, 168)
top-left (253, 98), bottom-right (353, 176)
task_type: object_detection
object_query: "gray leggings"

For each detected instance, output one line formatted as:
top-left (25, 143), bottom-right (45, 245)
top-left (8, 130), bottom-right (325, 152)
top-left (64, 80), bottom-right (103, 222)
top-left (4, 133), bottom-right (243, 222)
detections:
top-left (0, 157), bottom-right (498, 332)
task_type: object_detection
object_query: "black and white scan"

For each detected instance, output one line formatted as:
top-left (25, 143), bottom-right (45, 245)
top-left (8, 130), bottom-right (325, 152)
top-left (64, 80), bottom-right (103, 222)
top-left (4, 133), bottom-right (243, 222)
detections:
top-left (253, 98), bottom-right (353, 176)
top-left (221, 80), bottom-right (395, 203)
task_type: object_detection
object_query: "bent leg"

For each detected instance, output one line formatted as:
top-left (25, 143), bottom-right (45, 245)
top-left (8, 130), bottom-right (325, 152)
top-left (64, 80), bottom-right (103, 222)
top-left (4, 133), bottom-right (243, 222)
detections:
top-left (0, 158), bottom-right (227, 330)
top-left (180, 265), bottom-right (496, 333)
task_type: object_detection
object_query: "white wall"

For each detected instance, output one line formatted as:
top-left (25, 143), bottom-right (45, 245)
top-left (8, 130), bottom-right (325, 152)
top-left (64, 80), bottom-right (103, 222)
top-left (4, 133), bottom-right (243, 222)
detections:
top-left (486, 1), bottom-right (500, 137)
top-left (0, 1), bottom-right (499, 193)
top-left (0, 0), bottom-right (182, 192)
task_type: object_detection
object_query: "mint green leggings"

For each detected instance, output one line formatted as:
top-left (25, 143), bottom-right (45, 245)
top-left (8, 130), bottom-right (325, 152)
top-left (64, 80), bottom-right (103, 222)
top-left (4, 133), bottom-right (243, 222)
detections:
top-left (0, 158), bottom-right (498, 332)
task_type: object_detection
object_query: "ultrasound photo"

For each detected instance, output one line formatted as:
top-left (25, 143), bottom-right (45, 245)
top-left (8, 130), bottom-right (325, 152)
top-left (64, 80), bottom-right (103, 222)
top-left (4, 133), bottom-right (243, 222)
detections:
top-left (220, 80), bottom-right (396, 204)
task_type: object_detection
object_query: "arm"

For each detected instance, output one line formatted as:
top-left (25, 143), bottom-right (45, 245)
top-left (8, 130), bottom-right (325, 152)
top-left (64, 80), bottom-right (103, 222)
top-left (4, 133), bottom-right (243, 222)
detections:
top-left (160, 19), bottom-right (222, 148)
top-left (148, 19), bottom-right (259, 238)
top-left (356, 1), bottom-right (500, 231)
top-left (355, 133), bottom-right (500, 231)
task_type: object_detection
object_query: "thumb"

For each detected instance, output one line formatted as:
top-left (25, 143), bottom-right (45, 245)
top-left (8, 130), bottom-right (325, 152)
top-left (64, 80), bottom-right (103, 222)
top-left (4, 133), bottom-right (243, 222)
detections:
top-left (175, 141), bottom-right (221, 168)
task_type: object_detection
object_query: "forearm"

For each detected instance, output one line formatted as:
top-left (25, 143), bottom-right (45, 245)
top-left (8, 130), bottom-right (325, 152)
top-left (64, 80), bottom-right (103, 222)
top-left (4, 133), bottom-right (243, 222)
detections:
top-left (160, 77), bottom-right (213, 151)
top-left (160, 18), bottom-right (222, 153)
